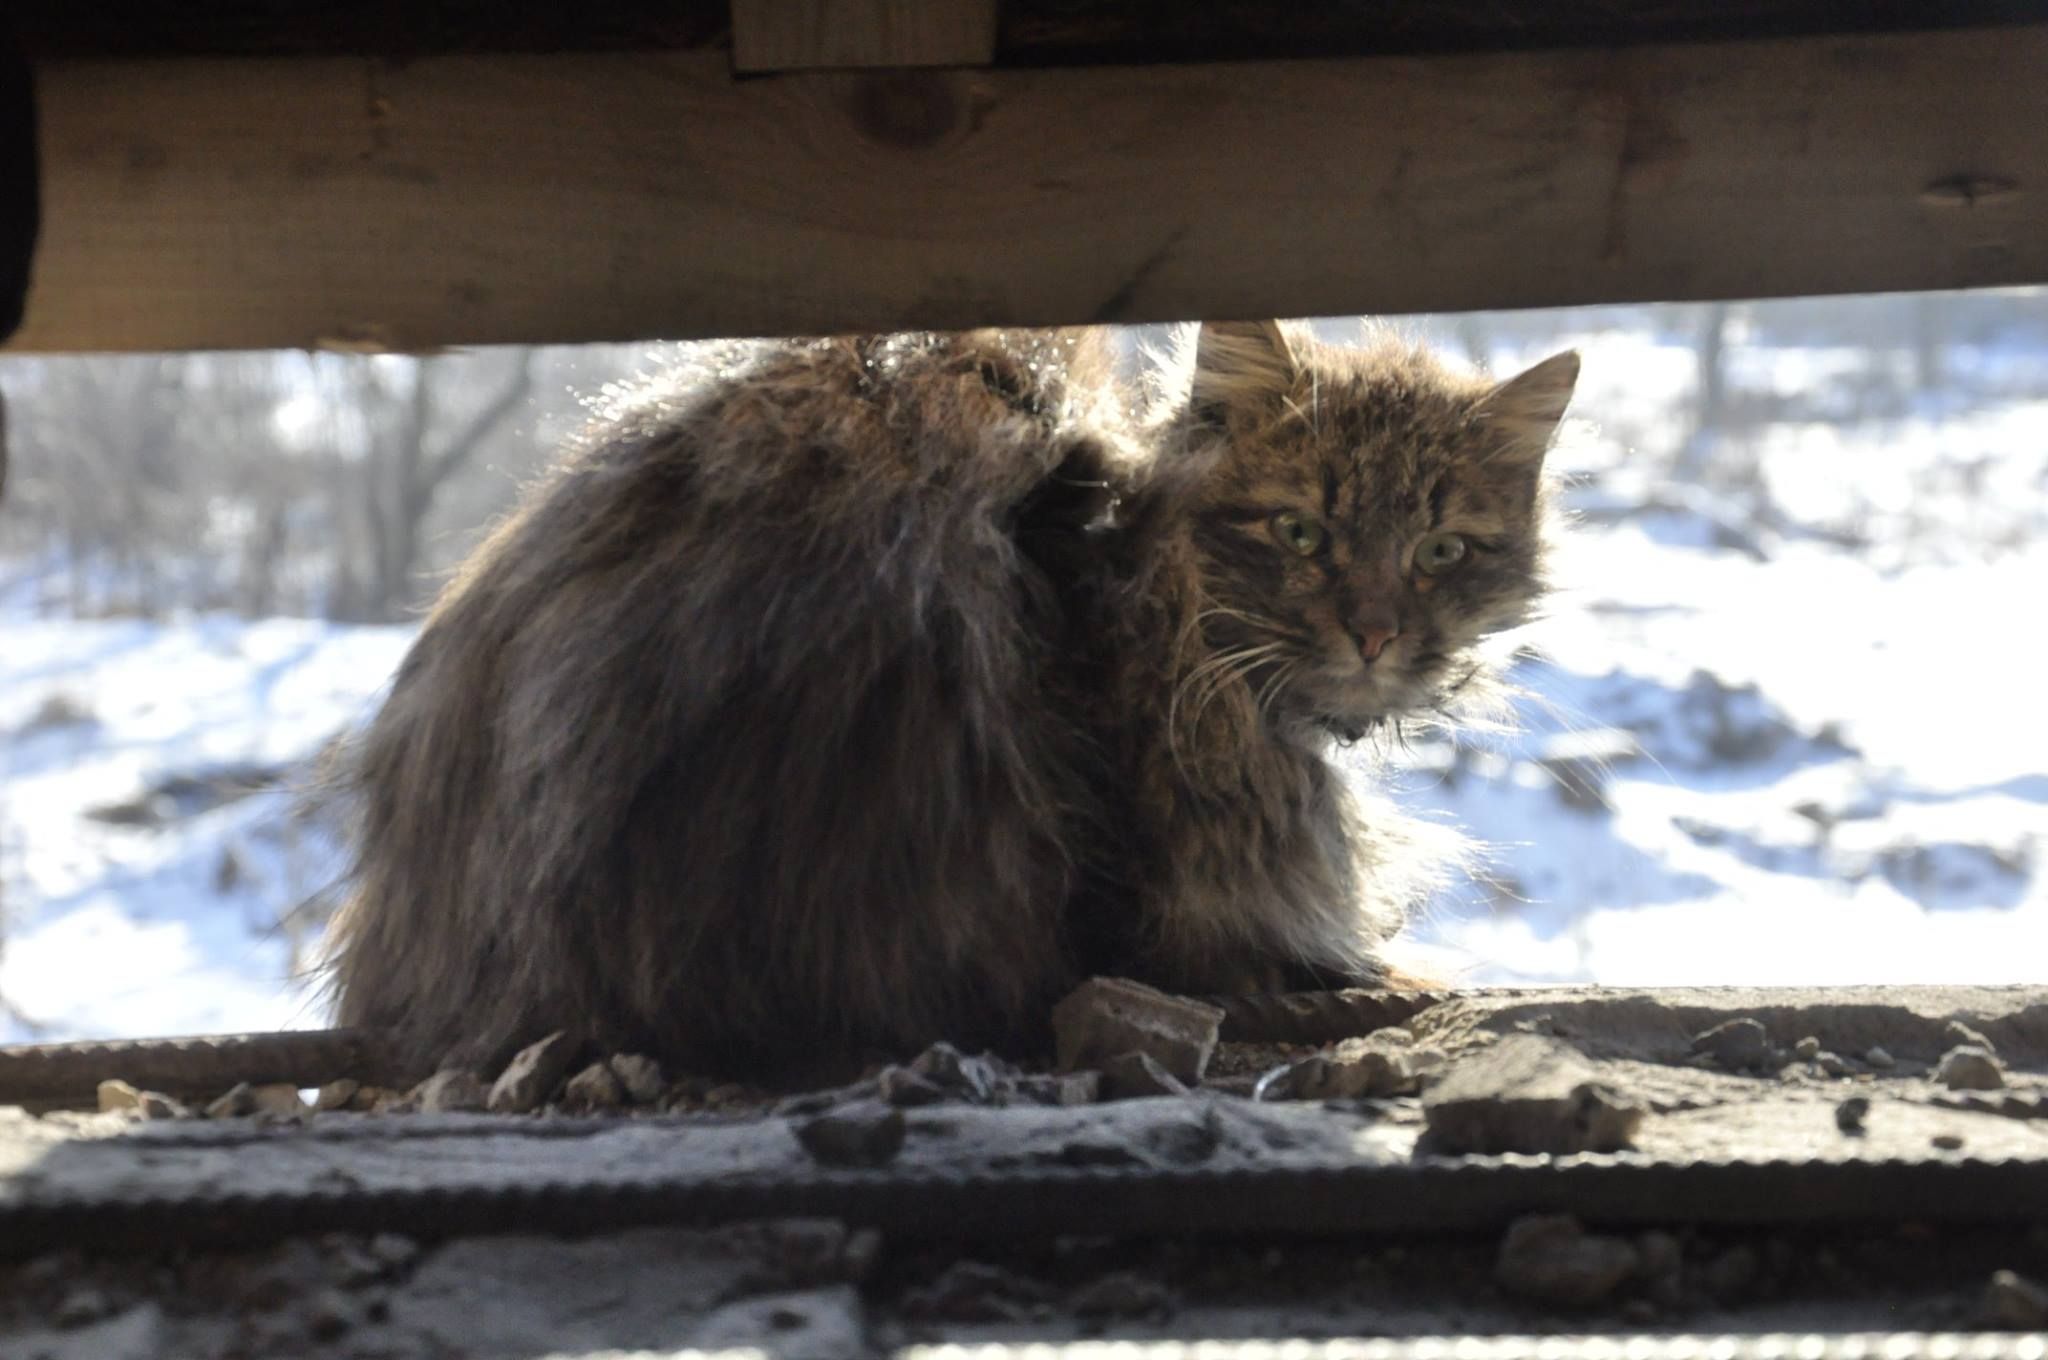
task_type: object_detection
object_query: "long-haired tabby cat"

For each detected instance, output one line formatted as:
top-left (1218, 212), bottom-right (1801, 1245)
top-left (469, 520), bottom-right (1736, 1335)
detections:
top-left (326, 320), bottom-right (1577, 1081)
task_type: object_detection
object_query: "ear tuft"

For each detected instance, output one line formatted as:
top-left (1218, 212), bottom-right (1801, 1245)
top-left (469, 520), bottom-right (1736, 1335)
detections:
top-left (1191, 319), bottom-right (1298, 410)
top-left (1479, 349), bottom-right (1578, 460)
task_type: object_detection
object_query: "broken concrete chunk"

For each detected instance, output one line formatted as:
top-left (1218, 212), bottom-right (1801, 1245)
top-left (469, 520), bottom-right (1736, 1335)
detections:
top-left (204, 1082), bottom-right (258, 1119)
top-left (561, 1062), bottom-right (625, 1112)
top-left (909, 1042), bottom-right (1015, 1101)
top-left (1691, 1018), bottom-right (1772, 1071)
top-left (1263, 1035), bottom-right (1419, 1101)
top-left (314, 1079), bottom-right (360, 1112)
top-left (1945, 1020), bottom-right (1995, 1054)
top-left (1051, 977), bottom-right (1223, 1085)
top-left (795, 1101), bottom-right (907, 1167)
top-left (488, 1030), bottom-right (582, 1114)
top-left (96, 1079), bottom-right (143, 1113)
top-left (1935, 1044), bottom-right (2005, 1091)
top-left (1100, 1051), bottom-right (1190, 1100)
top-left (1495, 1213), bottom-right (1640, 1306)
top-left (1423, 1034), bottom-right (1643, 1154)
top-left (608, 1053), bottom-right (666, 1105)
top-left (411, 1068), bottom-right (489, 1113)
top-left (1984, 1269), bottom-right (2048, 1329)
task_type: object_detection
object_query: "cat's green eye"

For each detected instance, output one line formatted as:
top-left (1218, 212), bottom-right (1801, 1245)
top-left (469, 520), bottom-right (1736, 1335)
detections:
top-left (1269, 510), bottom-right (1326, 557)
top-left (1415, 531), bottom-right (1468, 574)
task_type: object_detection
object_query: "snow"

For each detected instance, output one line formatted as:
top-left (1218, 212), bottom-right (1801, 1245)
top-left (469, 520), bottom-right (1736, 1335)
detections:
top-left (3, 320), bottom-right (2044, 1044)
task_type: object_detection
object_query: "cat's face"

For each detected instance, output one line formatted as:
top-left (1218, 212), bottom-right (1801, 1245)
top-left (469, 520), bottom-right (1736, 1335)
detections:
top-left (1177, 322), bottom-right (1576, 737)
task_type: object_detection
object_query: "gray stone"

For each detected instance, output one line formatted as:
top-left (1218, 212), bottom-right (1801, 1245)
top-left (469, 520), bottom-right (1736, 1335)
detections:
top-left (1793, 1036), bottom-right (1821, 1060)
top-left (795, 1101), bottom-right (906, 1167)
top-left (909, 1042), bottom-right (1015, 1101)
top-left (412, 1068), bottom-right (489, 1113)
top-left (1495, 1213), bottom-right (1640, 1307)
top-left (1099, 1050), bottom-right (1190, 1100)
top-left (608, 1053), bottom-right (666, 1105)
top-left (489, 1030), bottom-right (582, 1114)
top-left (314, 1078), bottom-right (360, 1112)
top-left (1265, 1034), bottom-right (1419, 1100)
top-left (1052, 977), bottom-right (1223, 1085)
top-left (1834, 1096), bottom-right (1871, 1133)
top-left (1423, 1035), bottom-right (1643, 1154)
top-left (561, 1062), bottom-right (625, 1112)
top-left (1984, 1269), bottom-right (2048, 1329)
top-left (1865, 1045), bottom-right (1895, 1068)
top-left (1692, 1017), bottom-right (1773, 1071)
top-left (1935, 1044), bottom-right (2005, 1091)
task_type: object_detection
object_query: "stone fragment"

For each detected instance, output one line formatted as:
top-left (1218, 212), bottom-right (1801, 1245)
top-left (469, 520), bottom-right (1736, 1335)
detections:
top-left (1099, 1051), bottom-right (1190, 1100)
top-left (561, 1061), bottom-right (625, 1112)
top-left (1984, 1269), bottom-right (2048, 1329)
top-left (1793, 1036), bottom-right (1821, 1060)
top-left (1494, 1213), bottom-right (1640, 1306)
top-left (877, 1067), bottom-right (948, 1107)
top-left (1933, 1132), bottom-right (1966, 1151)
top-left (1834, 1096), bottom-right (1871, 1133)
top-left (1051, 977), bottom-right (1223, 1085)
top-left (136, 1091), bottom-right (189, 1120)
top-left (249, 1083), bottom-right (306, 1116)
top-left (315, 1079), bottom-right (360, 1112)
top-left (609, 1053), bottom-right (666, 1105)
top-left (1936, 1045), bottom-right (2005, 1091)
top-left (1815, 1052), bottom-right (1852, 1077)
top-left (1264, 1033), bottom-right (1420, 1100)
top-left (205, 1082), bottom-right (258, 1119)
top-left (1015, 1071), bottom-right (1101, 1106)
top-left (488, 1030), bottom-right (581, 1114)
top-left (910, 1042), bottom-right (1016, 1101)
top-left (1069, 1270), bottom-right (1176, 1318)
top-left (795, 1101), bottom-right (906, 1167)
top-left (1945, 1020), bottom-right (1995, 1054)
top-left (1423, 1035), bottom-right (1643, 1154)
top-left (411, 1068), bottom-right (488, 1113)
top-left (96, 1079), bottom-right (143, 1113)
top-left (1691, 1018), bottom-right (1772, 1071)
top-left (1865, 1045), bottom-right (1895, 1068)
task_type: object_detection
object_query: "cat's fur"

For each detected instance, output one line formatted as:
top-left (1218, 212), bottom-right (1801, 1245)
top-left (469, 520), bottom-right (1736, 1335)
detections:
top-left (325, 321), bottom-right (1578, 1080)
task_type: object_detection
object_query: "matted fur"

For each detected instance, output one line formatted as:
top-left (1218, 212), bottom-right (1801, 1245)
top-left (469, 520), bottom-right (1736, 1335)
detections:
top-left (324, 323), bottom-right (1577, 1079)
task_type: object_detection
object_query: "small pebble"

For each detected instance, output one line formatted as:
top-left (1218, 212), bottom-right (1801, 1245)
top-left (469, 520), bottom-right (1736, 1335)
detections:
top-left (1933, 1133), bottom-right (1966, 1151)
top-left (795, 1101), bottom-right (907, 1167)
top-left (877, 1066), bottom-right (948, 1107)
top-left (411, 1068), bottom-right (489, 1113)
top-left (608, 1053), bottom-right (666, 1105)
top-left (1935, 1045), bottom-right (2005, 1092)
top-left (1691, 1018), bottom-right (1772, 1071)
top-left (562, 1062), bottom-right (625, 1112)
top-left (315, 1079), bottom-right (361, 1112)
top-left (488, 1030), bottom-right (583, 1114)
top-left (205, 1082), bottom-right (258, 1119)
top-left (249, 1082), bottom-right (307, 1116)
top-left (1815, 1052), bottom-right (1852, 1078)
top-left (1984, 1269), bottom-right (2048, 1329)
top-left (1865, 1045), bottom-right (1895, 1069)
top-left (96, 1079), bottom-right (143, 1113)
top-left (1793, 1036), bottom-right (1821, 1061)
top-left (1834, 1096), bottom-right (1871, 1133)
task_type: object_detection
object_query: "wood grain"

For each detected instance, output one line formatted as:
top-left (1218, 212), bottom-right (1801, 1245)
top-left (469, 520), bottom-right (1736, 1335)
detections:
top-left (732, 0), bottom-right (999, 72)
top-left (12, 24), bottom-right (2046, 353)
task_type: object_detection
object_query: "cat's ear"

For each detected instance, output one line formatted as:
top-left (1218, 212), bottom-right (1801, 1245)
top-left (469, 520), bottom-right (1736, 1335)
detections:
top-left (1190, 319), bottom-right (1298, 413)
top-left (1478, 350), bottom-right (1579, 462)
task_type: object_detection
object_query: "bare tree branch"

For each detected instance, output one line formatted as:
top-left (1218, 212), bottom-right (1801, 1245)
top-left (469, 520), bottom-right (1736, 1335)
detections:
top-left (422, 348), bottom-right (534, 495)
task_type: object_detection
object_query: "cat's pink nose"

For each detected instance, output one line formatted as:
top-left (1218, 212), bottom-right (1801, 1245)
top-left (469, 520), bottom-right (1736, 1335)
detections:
top-left (1356, 626), bottom-right (1399, 662)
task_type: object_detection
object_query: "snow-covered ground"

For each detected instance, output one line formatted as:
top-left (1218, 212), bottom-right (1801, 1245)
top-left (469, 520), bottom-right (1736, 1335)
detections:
top-left (3, 323), bottom-right (2043, 1043)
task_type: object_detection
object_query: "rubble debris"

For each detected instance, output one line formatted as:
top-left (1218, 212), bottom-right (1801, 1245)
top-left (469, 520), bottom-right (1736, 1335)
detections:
top-left (561, 1062), bottom-right (625, 1112)
top-left (1260, 1033), bottom-right (1421, 1100)
top-left (1835, 1096), bottom-right (1871, 1133)
top-left (488, 1030), bottom-right (581, 1114)
top-left (96, 1079), bottom-right (143, 1113)
top-left (1494, 1213), bottom-right (1640, 1307)
top-left (608, 1053), bottom-right (666, 1105)
top-left (1865, 1045), bottom-right (1895, 1068)
top-left (909, 1042), bottom-right (1014, 1101)
top-left (1932, 1133), bottom-right (1966, 1151)
top-left (1691, 1018), bottom-right (1773, 1071)
top-left (412, 1068), bottom-right (489, 1113)
top-left (1014, 1071), bottom-right (1101, 1106)
top-left (1052, 977), bottom-right (1223, 1085)
top-left (1935, 1045), bottom-right (2005, 1091)
top-left (1946, 1020), bottom-right (1996, 1054)
top-left (795, 1101), bottom-right (906, 1167)
top-left (314, 1079), bottom-right (360, 1112)
top-left (201, 1081), bottom-right (304, 1119)
top-left (1423, 1035), bottom-right (1643, 1154)
top-left (1984, 1269), bottom-right (2048, 1329)
top-left (1793, 1036), bottom-right (1821, 1060)
top-left (1100, 1051), bottom-right (1189, 1100)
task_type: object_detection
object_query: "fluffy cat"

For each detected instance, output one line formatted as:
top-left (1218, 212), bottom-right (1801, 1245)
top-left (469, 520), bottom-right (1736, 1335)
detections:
top-left (325, 321), bottom-right (1577, 1080)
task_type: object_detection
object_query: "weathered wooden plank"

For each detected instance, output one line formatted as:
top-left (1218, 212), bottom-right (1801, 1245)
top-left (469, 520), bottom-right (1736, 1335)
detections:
top-left (732, 0), bottom-right (999, 72)
top-left (11, 24), bottom-right (2047, 353)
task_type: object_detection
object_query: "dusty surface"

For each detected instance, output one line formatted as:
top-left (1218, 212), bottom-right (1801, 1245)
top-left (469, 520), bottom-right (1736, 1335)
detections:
top-left (5, 985), bottom-right (2048, 1356)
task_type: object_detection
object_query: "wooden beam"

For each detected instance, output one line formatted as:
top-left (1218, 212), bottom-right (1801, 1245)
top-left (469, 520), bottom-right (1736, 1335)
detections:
top-left (11, 25), bottom-right (2047, 354)
top-left (731, 0), bottom-right (998, 72)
